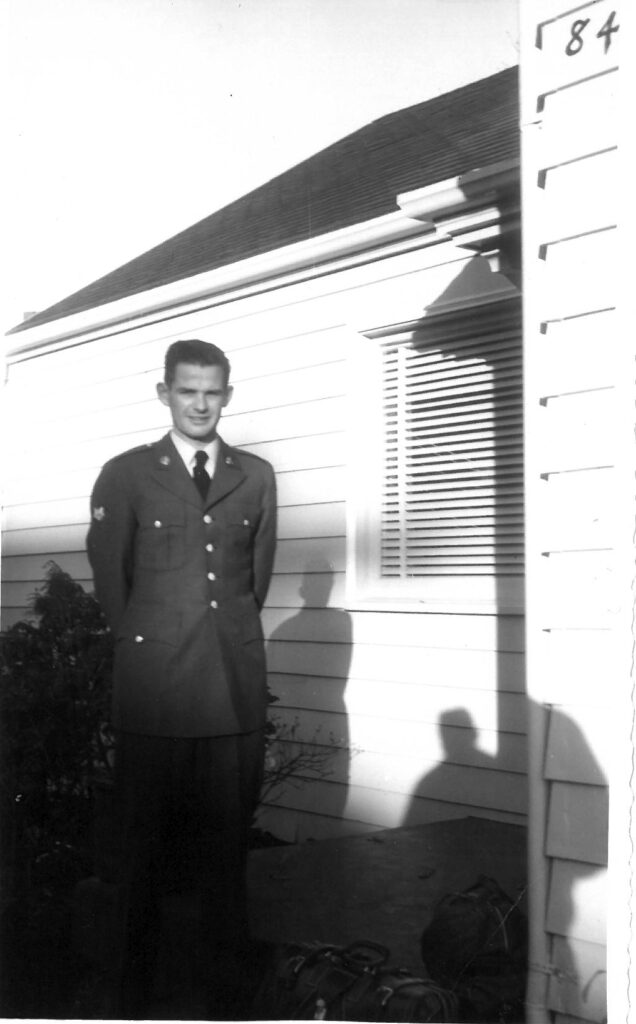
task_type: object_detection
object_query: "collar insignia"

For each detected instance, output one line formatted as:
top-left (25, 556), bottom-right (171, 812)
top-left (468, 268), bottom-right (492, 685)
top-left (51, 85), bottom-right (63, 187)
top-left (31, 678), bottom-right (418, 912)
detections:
top-left (159, 455), bottom-right (171, 466)
top-left (92, 506), bottom-right (106, 522)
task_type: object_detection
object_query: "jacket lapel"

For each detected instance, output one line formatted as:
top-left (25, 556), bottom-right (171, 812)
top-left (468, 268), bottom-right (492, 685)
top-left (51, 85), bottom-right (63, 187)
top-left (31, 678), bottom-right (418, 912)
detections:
top-left (205, 439), bottom-right (246, 508)
top-left (148, 434), bottom-right (202, 508)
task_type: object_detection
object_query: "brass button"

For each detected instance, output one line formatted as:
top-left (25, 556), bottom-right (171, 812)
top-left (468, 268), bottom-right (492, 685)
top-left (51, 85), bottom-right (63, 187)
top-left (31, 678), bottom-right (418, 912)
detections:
top-left (154, 520), bottom-right (162, 528)
top-left (205, 543), bottom-right (213, 552)
top-left (207, 572), bottom-right (216, 581)
top-left (210, 600), bottom-right (218, 609)
top-left (203, 514), bottom-right (212, 524)
top-left (134, 635), bottom-right (144, 643)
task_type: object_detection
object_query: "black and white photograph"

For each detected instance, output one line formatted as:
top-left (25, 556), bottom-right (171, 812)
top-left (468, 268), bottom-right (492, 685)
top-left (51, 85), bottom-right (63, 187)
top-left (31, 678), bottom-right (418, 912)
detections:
top-left (0, 1), bottom-right (629, 1021)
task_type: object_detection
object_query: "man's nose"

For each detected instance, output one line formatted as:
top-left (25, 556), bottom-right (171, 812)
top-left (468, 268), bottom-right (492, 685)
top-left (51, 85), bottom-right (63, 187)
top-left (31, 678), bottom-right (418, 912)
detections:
top-left (193, 393), bottom-right (209, 411)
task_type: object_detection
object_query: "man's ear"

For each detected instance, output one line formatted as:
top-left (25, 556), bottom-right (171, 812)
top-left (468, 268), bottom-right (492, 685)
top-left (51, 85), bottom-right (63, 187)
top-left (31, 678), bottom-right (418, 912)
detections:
top-left (222, 385), bottom-right (234, 408)
top-left (157, 381), bottom-right (170, 406)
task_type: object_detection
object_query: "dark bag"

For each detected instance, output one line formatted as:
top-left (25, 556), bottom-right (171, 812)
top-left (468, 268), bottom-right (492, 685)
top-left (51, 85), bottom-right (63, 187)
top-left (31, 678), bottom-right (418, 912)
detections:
top-left (419, 875), bottom-right (527, 1023)
top-left (250, 939), bottom-right (459, 1021)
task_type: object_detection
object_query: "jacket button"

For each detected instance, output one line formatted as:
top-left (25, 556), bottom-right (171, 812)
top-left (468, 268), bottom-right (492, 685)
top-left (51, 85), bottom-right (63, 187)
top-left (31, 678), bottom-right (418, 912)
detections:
top-left (203, 514), bottom-right (212, 524)
top-left (134, 635), bottom-right (144, 643)
top-left (210, 600), bottom-right (218, 609)
top-left (154, 520), bottom-right (162, 528)
top-left (207, 572), bottom-right (216, 581)
top-left (205, 543), bottom-right (213, 552)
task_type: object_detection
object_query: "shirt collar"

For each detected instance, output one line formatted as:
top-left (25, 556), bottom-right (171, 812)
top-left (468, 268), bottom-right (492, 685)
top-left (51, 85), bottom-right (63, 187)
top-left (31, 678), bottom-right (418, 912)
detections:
top-left (170, 431), bottom-right (220, 476)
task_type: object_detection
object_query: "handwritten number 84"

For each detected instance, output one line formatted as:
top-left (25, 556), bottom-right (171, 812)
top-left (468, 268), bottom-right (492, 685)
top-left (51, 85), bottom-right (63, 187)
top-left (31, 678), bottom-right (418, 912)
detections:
top-left (566, 10), bottom-right (619, 56)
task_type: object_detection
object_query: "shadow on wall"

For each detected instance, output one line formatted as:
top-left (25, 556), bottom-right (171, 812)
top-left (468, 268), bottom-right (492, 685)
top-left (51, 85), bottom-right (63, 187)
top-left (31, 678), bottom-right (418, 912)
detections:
top-left (264, 560), bottom-right (352, 836)
top-left (405, 704), bottom-right (608, 1020)
top-left (403, 708), bottom-right (503, 827)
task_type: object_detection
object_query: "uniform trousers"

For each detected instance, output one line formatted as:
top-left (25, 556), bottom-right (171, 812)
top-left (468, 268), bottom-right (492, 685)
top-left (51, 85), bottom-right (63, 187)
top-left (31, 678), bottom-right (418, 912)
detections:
top-left (112, 729), bottom-right (265, 1018)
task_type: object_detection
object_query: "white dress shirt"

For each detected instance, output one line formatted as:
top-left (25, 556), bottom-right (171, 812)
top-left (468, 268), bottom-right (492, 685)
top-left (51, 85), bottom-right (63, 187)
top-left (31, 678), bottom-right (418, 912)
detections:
top-left (170, 431), bottom-right (220, 479)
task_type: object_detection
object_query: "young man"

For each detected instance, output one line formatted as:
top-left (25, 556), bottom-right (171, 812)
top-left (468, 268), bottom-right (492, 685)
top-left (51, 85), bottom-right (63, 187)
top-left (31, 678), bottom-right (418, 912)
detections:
top-left (87, 339), bottom-right (277, 1017)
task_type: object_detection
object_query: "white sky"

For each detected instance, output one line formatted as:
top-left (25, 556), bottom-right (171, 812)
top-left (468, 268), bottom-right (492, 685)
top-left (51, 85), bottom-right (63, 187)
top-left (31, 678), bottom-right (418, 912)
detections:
top-left (0, 0), bottom-right (519, 338)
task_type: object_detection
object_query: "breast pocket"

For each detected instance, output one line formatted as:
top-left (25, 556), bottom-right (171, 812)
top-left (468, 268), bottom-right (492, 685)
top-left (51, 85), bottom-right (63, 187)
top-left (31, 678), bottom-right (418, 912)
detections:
top-left (135, 507), bottom-right (186, 571)
top-left (223, 508), bottom-right (258, 549)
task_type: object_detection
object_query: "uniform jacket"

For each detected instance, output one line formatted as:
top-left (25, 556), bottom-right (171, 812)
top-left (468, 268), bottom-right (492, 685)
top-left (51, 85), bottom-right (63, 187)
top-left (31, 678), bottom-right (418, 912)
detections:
top-left (87, 433), bottom-right (277, 738)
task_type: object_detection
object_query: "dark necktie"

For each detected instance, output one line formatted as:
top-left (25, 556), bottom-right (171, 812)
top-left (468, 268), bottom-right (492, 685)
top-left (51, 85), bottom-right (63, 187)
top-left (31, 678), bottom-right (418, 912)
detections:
top-left (193, 450), bottom-right (210, 499)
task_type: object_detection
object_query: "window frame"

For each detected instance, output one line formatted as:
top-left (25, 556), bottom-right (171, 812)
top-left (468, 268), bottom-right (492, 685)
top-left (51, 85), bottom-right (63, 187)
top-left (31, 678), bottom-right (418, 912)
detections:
top-left (346, 292), bottom-right (525, 616)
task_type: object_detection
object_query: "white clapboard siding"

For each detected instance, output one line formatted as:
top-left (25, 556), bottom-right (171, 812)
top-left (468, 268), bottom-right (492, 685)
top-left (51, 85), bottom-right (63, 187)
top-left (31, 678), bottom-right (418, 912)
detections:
top-left (538, 310), bottom-right (617, 399)
top-left (269, 686), bottom-right (525, 747)
top-left (266, 572), bottom-right (347, 609)
top-left (3, 230), bottom-right (527, 848)
top-left (267, 641), bottom-right (525, 699)
top-left (545, 705), bottom-right (609, 786)
top-left (263, 606), bottom-right (524, 651)
top-left (521, 2), bottom-right (623, 1020)
top-left (548, 936), bottom-right (606, 1024)
top-left (263, 773), bottom-right (526, 835)
top-left (535, 629), bottom-right (615, 706)
top-left (546, 785), bottom-right (608, 866)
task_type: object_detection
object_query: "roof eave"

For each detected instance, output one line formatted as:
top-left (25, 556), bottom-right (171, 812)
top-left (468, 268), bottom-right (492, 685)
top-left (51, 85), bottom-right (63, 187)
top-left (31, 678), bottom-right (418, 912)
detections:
top-left (5, 158), bottom-right (519, 362)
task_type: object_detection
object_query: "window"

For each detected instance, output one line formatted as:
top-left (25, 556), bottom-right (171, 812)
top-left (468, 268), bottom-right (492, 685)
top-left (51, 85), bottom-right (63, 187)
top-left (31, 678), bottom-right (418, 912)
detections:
top-left (348, 296), bottom-right (524, 612)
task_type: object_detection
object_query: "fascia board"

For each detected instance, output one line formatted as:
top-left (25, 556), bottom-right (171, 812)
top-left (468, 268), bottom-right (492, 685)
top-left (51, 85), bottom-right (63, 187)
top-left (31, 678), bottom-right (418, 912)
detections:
top-left (4, 210), bottom-right (435, 360)
top-left (5, 158), bottom-right (519, 361)
top-left (396, 158), bottom-right (519, 222)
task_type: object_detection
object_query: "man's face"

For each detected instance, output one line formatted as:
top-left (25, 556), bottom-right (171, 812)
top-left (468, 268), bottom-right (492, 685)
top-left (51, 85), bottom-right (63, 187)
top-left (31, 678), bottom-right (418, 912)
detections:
top-left (157, 362), bottom-right (233, 444)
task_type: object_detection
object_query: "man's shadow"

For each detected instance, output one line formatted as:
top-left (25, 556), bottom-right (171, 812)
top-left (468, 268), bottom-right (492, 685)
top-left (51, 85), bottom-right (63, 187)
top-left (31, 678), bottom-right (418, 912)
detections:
top-left (263, 561), bottom-right (353, 835)
top-left (404, 704), bottom-right (608, 1020)
top-left (403, 707), bottom-right (502, 827)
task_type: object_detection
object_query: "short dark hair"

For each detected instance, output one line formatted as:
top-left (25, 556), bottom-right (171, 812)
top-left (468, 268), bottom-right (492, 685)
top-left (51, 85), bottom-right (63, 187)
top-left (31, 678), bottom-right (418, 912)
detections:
top-left (164, 339), bottom-right (231, 388)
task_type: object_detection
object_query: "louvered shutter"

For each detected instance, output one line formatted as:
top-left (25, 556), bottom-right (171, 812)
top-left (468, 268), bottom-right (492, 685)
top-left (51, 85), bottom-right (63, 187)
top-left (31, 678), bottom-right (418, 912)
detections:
top-left (380, 297), bottom-right (523, 580)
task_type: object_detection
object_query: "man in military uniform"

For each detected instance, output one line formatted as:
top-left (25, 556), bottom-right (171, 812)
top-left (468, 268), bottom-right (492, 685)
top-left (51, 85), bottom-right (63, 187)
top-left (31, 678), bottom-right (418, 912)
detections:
top-left (87, 338), bottom-right (277, 1017)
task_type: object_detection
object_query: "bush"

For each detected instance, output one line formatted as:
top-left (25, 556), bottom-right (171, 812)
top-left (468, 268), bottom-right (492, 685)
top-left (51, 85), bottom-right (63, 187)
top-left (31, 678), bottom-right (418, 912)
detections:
top-left (0, 562), bottom-right (114, 895)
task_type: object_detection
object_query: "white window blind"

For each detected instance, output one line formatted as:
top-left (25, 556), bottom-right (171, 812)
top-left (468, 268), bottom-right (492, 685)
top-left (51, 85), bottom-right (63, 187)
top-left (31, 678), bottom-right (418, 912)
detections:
top-left (380, 297), bottom-right (523, 581)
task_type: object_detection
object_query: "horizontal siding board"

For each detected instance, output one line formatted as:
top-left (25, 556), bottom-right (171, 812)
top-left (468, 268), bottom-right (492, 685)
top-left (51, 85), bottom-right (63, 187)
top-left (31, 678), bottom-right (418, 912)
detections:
top-left (538, 551), bottom-right (616, 630)
top-left (536, 630), bottom-right (615, 706)
top-left (277, 467), bottom-right (346, 506)
top-left (268, 640), bottom-right (525, 696)
top-left (4, 463), bottom-right (347, 509)
top-left (540, 310), bottom-right (617, 398)
top-left (537, 68), bottom-right (618, 167)
top-left (238, 432), bottom-right (344, 473)
top-left (277, 502), bottom-right (345, 540)
top-left (5, 369), bottom-right (346, 462)
top-left (270, 776), bottom-right (525, 831)
top-left (539, 466), bottom-right (616, 552)
top-left (3, 525), bottom-right (88, 556)
top-left (269, 683), bottom-right (526, 739)
top-left (540, 148), bottom-right (618, 242)
top-left (547, 860), bottom-right (607, 945)
top-left (266, 572), bottom-right (347, 608)
top-left (269, 671), bottom-right (526, 751)
top-left (539, 228), bottom-right (617, 322)
top-left (1, 552), bottom-right (92, 583)
top-left (224, 397), bottom-right (346, 447)
top-left (547, 935), bottom-right (606, 1023)
top-left (546, 783), bottom-right (608, 866)
top-left (541, 388), bottom-right (617, 474)
top-left (263, 606), bottom-right (524, 652)
top-left (273, 537), bottom-right (345, 574)
top-left (545, 706), bottom-right (609, 785)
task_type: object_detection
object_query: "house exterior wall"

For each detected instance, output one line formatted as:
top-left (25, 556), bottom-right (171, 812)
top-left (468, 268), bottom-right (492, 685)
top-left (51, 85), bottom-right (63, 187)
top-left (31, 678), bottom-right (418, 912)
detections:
top-left (520, 1), bottom-right (629, 1021)
top-left (2, 233), bottom-right (526, 843)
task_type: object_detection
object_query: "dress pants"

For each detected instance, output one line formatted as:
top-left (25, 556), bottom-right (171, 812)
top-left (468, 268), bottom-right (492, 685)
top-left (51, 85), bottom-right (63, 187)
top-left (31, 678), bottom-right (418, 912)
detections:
top-left (111, 729), bottom-right (265, 1018)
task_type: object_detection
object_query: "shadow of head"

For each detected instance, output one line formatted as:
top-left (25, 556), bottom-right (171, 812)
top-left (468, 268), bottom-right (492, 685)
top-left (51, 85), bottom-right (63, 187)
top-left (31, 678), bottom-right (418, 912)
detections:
top-left (299, 559), bottom-right (335, 608)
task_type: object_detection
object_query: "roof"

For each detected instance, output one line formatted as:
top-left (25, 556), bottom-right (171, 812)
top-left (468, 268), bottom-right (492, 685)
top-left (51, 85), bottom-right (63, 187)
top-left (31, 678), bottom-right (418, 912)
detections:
top-left (10, 66), bottom-right (519, 335)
